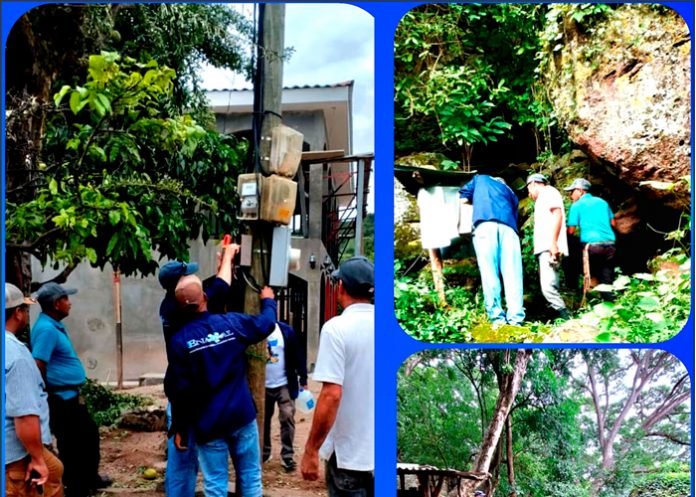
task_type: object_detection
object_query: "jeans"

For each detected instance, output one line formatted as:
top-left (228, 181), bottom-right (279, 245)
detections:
top-left (197, 420), bottom-right (263, 497)
top-left (325, 453), bottom-right (374, 497)
top-left (538, 251), bottom-right (567, 312)
top-left (472, 221), bottom-right (525, 325)
top-left (165, 403), bottom-right (198, 497)
top-left (47, 394), bottom-right (100, 497)
top-left (263, 385), bottom-right (296, 462)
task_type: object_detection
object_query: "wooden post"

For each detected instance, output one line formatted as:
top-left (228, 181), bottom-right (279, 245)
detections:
top-left (113, 268), bottom-right (123, 389)
top-left (246, 3), bottom-right (285, 454)
top-left (429, 248), bottom-right (447, 306)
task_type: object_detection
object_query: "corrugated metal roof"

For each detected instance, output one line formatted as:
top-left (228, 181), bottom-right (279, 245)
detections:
top-left (397, 463), bottom-right (489, 480)
top-left (207, 80), bottom-right (354, 92)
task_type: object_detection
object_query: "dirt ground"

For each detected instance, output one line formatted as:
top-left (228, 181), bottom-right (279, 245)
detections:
top-left (96, 380), bottom-right (327, 497)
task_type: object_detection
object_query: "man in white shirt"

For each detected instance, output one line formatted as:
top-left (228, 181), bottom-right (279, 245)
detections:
top-left (526, 173), bottom-right (571, 320)
top-left (263, 321), bottom-right (308, 471)
top-left (301, 256), bottom-right (374, 497)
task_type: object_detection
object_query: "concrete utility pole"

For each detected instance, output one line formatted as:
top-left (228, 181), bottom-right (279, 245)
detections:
top-left (245, 3), bottom-right (285, 452)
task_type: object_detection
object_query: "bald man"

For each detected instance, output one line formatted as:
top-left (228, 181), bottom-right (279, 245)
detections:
top-left (164, 276), bottom-right (276, 497)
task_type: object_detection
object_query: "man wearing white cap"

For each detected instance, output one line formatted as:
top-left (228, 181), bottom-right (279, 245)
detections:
top-left (31, 283), bottom-right (111, 497)
top-left (526, 173), bottom-right (571, 320)
top-left (5, 283), bottom-right (64, 497)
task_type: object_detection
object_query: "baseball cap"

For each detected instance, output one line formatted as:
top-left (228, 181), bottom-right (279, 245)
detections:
top-left (35, 282), bottom-right (78, 306)
top-left (564, 178), bottom-right (591, 191)
top-left (5, 283), bottom-right (37, 309)
top-left (174, 275), bottom-right (205, 309)
top-left (331, 256), bottom-right (374, 296)
top-left (158, 260), bottom-right (199, 290)
top-left (525, 173), bottom-right (547, 185)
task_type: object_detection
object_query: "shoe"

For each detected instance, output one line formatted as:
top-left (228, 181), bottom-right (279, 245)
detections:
top-left (557, 308), bottom-right (571, 321)
top-left (263, 454), bottom-right (272, 464)
top-left (281, 458), bottom-right (296, 472)
top-left (93, 475), bottom-right (113, 489)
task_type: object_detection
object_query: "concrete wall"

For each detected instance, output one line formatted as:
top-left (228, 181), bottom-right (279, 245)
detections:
top-left (30, 239), bottom-right (220, 382)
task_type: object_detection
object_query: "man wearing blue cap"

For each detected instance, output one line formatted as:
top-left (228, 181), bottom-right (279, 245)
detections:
top-left (526, 173), bottom-right (571, 320)
top-left (458, 175), bottom-right (525, 327)
top-left (31, 282), bottom-right (111, 497)
top-left (301, 256), bottom-right (374, 497)
top-left (565, 178), bottom-right (617, 299)
top-left (157, 244), bottom-right (239, 497)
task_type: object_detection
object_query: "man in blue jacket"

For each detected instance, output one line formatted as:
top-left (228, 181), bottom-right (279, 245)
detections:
top-left (164, 275), bottom-right (276, 497)
top-left (263, 321), bottom-right (308, 471)
top-left (158, 243), bottom-right (239, 497)
top-left (459, 175), bottom-right (525, 326)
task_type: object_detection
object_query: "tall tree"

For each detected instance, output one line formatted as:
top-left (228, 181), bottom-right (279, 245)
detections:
top-left (577, 350), bottom-right (690, 494)
top-left (5, 4), bottom-right (253, 288)
top-left (460, 349), bottom-right (533, 496)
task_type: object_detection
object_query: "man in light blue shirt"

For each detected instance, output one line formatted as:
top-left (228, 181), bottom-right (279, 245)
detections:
top-left (5, 282), bottom-right (63, 497)
top-left (565, 178), bottom-right (617, 299)
top-left (31, 282), bottom-right (111, 497)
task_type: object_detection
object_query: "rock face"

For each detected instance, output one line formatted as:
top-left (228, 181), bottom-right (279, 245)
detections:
top-left (545, 5), bottom-right (690, 206)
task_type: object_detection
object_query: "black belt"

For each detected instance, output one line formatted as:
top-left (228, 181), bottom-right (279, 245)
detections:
top-left (47, 384), bottom-right (81, 394)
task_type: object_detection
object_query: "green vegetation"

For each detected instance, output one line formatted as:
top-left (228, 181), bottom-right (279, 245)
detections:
top-left (6, 52), bottom-right (247, 277)
top-left (399, 350), bottom-right (691, 497)
top-left (6, 4), bottom-right (256, 284)
top-left (81, 379), bottom-right (150, 427)
top-left (396, 248), bottom-right (690, 343)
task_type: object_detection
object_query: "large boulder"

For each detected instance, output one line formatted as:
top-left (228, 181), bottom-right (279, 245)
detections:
top-left (544, 5), bottom-right (690, 208)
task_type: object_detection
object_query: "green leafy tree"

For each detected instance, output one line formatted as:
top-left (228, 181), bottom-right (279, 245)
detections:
top-left (398, 350), bottom-right (690, 497)
top-left (5, 4), bottom-right (254, 287)
top-left (6, 52), bottom-right (247, 278)
top-left (394, 4), bottom-right (555, 167)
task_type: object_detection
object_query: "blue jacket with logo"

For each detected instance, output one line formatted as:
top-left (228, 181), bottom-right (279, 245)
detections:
top-left (164, 298), bottom-right (277, 443)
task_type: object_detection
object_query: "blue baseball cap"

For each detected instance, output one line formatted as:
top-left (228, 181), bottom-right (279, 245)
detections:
top-left (158, 261), bottom-right (199, 290)
top-left (331, 256), bottom-right (374, 296)
top-left (35, 282), bottom-right (78, 306)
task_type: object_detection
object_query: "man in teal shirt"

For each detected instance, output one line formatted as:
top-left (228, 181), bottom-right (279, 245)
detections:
top-left (565, 178), bottom-right (617, 299)
top-left (31, 282), bottom-right (111, 497)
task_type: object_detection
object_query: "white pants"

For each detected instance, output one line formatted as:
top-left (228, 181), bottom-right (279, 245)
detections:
top-left (538, 251), bottom-right (567, 312)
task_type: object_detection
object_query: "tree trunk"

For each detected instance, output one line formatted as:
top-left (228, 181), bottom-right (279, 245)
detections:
top-left (460, 350), bottom-right (532, 496)
top-left (428, 248), bottom-right (447, 306)
top-left (506, 415), bottom-right (517, 497)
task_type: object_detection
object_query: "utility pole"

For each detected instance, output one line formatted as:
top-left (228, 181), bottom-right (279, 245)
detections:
top-left (245, 3), bottom-right (285, 452)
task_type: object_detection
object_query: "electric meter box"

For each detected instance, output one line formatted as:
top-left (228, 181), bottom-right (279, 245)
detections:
top-left (260, 174), bottom-right (297, 225)
top-left (237, 174), bottom-right (261, 221)
top-left (269, 125), bottom-right (303, 178)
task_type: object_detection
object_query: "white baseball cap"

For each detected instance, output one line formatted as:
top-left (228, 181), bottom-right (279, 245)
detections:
top-left (5, 283), bottom-right (37, 309)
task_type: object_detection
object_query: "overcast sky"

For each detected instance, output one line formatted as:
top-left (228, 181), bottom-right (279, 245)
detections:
top-left (201, 4), bottom-right (375, 157)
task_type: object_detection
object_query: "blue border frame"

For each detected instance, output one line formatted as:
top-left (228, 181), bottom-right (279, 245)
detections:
top-left (2, 3), bottom-right (694, 497)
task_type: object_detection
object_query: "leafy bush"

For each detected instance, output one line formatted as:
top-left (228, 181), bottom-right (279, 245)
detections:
top-left (395, 270), bottom-right (483, 343)
top-left (81, 379), bottom-right (150, 426)
top-left (629, 471), bottom-right (690, 497)
top-left (577, 252), bottom-right (691, 343)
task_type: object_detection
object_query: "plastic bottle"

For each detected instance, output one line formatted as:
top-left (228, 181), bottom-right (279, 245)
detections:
top-left (296, 388), bottom-right (315, 413)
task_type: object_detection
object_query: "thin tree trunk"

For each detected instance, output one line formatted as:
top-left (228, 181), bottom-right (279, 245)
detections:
top-left (460, 350), bottom-right (533, 496)
top-left (506, 415), bottom-right (516, 497)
